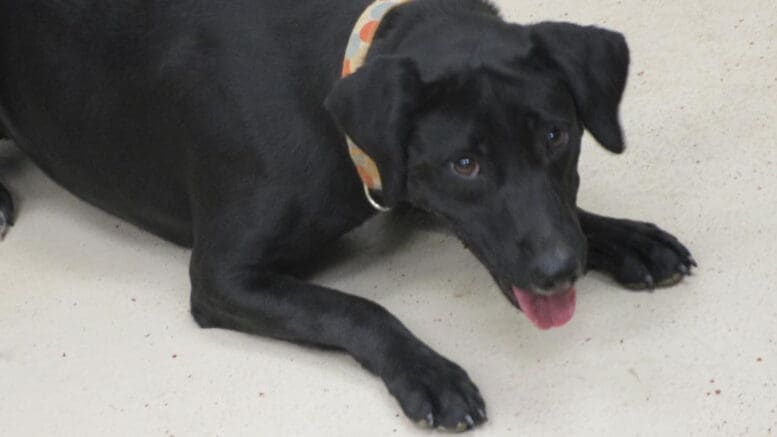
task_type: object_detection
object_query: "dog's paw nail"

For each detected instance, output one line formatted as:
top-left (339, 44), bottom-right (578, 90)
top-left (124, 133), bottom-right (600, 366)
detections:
top-left (416, 413), bottom-right (434, 429)
top-left (477, 408), bottom-right (488, 421)
top-left (465, 414), bottom-right (475, 427)
top-left (645, 274), bottom-right (655, 290)
top-left (678, 264), bottom-right (690, 275)
top-left (455, 421), bottom-right (468, 432)
top-left (688, 256), bottom-right (698, 268)
top-left (658, 273), bottom-right (683, 287)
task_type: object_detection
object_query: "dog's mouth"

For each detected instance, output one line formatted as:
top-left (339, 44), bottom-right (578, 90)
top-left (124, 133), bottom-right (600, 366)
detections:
top-left (510, 285), bottom-right (576, 330)
top-left (451, 230), bottom-right (578, 330)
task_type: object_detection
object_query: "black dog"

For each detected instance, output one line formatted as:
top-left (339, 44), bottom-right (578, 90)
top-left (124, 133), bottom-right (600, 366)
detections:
top-left (0, 0), bottom-right (694, 431)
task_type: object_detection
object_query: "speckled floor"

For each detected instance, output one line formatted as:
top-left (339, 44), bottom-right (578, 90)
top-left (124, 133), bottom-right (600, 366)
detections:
top-left (1, 1), bottom-right (776, 436)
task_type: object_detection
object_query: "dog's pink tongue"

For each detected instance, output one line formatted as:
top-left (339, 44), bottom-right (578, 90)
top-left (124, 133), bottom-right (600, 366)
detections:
top-left (512, 286), bottom-right (576, 330)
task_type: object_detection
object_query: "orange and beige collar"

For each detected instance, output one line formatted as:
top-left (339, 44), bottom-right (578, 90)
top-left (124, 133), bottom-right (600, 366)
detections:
top-left (342, 0), bottom-right (412, 212)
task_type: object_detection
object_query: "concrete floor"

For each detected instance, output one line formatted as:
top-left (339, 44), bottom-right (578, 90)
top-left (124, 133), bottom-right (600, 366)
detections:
top-left (1, 0), bottom-right (776, 435)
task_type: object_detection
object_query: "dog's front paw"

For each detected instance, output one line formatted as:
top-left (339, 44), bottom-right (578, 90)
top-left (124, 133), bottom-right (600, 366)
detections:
top-left (383, 345), bottom-right (486, 432)
top-left (585, 216), bottom-right (696, 290)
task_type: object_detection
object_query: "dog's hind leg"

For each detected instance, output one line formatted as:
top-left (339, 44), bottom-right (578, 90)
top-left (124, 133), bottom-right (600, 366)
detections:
top-left (0, 182), bottom-right (13, 240)
top-left (0, 128), bottom-right (16, 239)
top-left (578, 209), bottom-right (696, 290)
top-left (0, 107), bottom-right (16, 238)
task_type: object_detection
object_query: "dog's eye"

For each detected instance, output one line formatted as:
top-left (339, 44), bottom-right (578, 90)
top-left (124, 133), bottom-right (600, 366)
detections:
top-left (451, 157), bottom-right (480, 178)
top-left (545, 127), bottom-right (570, 149)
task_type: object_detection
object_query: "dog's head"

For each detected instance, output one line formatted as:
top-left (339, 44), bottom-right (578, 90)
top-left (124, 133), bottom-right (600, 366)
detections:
top-left (325, 10), bottom-right (629, 329)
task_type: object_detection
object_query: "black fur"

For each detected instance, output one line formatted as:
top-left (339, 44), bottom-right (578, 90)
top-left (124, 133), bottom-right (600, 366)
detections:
top-left (0, 0), bottom-right (693, 430)
top-left (0, 181), bottom-right (12, 239)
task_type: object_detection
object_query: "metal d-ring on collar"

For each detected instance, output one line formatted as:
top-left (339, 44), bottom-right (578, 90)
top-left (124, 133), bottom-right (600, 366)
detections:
top-left (363, 184), bottom-right (392, 212)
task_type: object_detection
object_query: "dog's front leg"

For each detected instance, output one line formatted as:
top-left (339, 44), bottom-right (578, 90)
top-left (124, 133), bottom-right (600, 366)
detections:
top-left (578, 209), bottom-right (696, 290)
top-left (188, 231), bottom-right (487, 431)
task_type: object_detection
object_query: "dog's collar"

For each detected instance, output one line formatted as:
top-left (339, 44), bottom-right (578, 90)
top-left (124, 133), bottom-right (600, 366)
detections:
top-left (341, 0), bottom-right (412, 212)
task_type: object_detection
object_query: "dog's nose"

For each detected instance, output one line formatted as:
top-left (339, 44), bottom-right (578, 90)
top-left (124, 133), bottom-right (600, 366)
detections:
top-left (530, 244), bottom-right (583, 292)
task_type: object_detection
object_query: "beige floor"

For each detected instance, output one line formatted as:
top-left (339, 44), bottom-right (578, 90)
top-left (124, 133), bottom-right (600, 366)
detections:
top-left (2, 1), bottom-right (776, 436)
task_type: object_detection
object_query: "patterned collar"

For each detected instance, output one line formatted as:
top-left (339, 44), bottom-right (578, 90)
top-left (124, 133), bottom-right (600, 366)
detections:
top-left (341, 0), bottom-right (412, 212)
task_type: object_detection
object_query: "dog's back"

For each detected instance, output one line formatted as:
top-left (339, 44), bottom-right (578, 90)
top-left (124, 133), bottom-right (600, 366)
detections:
top-left (0, 0), bottom-right (367, 244)
top-left (0, 1), bottom-right (199, 242)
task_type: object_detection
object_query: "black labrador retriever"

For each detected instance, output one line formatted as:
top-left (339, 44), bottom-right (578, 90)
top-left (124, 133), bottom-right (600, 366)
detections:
top-left (0, 0), bottom-right (694, 431)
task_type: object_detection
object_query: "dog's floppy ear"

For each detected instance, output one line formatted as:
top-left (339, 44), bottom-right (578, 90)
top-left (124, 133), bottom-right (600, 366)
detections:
top-left (325, 56), bottom-right (421, 206)
top-left (530, 22), bottom-right (630, 153)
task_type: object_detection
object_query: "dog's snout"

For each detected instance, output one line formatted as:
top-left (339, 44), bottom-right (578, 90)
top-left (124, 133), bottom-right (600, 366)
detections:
top-left (530, 244), bottom-right (583, 292)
